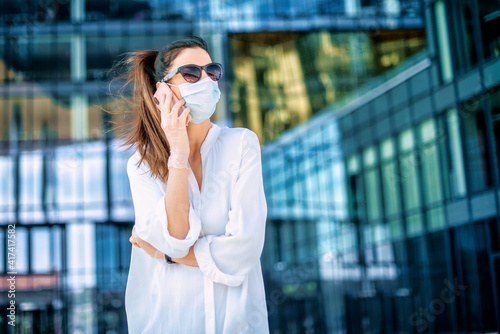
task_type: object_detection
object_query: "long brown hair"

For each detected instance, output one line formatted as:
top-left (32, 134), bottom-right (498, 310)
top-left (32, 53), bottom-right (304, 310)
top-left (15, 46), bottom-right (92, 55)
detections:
top-left (107, 36), bottom-right (209, 183)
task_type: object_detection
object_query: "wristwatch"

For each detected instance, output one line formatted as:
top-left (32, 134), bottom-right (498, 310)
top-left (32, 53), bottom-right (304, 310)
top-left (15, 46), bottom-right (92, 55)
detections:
top-left (164, 254), bottom-right (176, 264)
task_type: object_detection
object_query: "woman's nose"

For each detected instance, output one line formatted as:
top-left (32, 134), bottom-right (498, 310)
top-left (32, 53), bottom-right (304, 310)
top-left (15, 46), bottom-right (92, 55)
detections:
top-left (200, 69), bottom-right (210, 80)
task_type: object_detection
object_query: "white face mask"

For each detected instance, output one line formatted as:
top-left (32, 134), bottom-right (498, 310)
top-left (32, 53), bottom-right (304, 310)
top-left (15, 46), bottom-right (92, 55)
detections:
top-left (167, 77), bottom-right (221, 123)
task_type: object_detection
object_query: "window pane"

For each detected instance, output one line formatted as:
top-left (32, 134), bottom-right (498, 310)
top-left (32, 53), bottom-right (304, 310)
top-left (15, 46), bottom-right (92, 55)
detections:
top-left (364, 169), bottom-right (381, 221)
top-left (1, 0), bottom-right (70, 23)
top-left (420, 118), bottom-right (436, 143)
top-left (375, 242), bottom-right (394, 263)
top-left (406, 213), bottom-right (423, 236)
top-left (363, 146), bottom-right (377, 166)
top-left (419, 119), bottom-right (442, 204)
top-left (1, 95), bottom-right (73, 142)
top-left (436, 117), bottom-right (451, 200)
top-left (434, 0), bottom-right (453, 82)
top-left (381, 138), bottom-right (401, 216)
top-left (279, 221), bottom-right (293, 263)
top-left (381, 138), bottom-right (394, 160)
top-left (399, 129), bottom-right (414, 152)
top-left (446, 108), bottom-right (467, 197)
top-left (32, 228), bottom-right (51, 273)
top-left (349, 173), bottom-right (365, 221)
top-left (53, 226), bottom-right (62, 272)
top-left (382, 160), bottom-right (401, 216)
top-left (13, 227), bottom-right (29, 274)
top-left (453, 223), bottom-right (498, 331)
top-left (420, 119), bottom-right (443, 204)
top-left (363, 225), bottom-right (373, 247)
top-left (363, 146), bottom-right (381, 221)
top-left (426, 231), bottom-right (454, 331)
top-left (400, 152), bottom-right (421, 210)
top-left (295, 220), bottom-right (311, 260)
top-left (85, 0), bottom-right (173, 21)
top-left (332, 161), bottom-right (348, 220)
top-left (450, 0), bottom-right (479, 72)
top-left (67, 223), bottom-right (96, 289)
top-left (86, 35), bottom-right (179, 81)
top-left (0, 156), bottom-right (15, 211)
top-left (0, 229), bottom-right (3, 272)
top-left (5, 36), bottom-right (72, 82)
top-left (421, 144), bottom-right (442, 204)
top-left (20, 152), bottom-right (43, 210)
top-left (490, 90), bottom-right (500, 178)
top-left (477, 0), bottom-right (500, 60)
top-left (462, 100), bottom-right (493, 193)
top-left (373, 223), bottom-right (388, 244)
top-left (97, 225), bottom-right (118, 270)
top-left (347, 154), bottom-right (360, 174)
top-left (426, 207), bottom-right (445, 231)
top-left (389, 219), bottom-right (403, 240)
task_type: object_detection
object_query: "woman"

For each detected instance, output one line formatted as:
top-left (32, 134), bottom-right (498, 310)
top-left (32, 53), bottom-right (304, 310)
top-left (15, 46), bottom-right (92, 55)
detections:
top-left (118, 36), bottom-right (269, 333)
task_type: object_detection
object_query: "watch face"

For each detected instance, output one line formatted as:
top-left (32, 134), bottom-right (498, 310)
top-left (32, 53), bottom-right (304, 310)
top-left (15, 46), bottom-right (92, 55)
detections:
top-left (164, 254), bottom-right (176, 264)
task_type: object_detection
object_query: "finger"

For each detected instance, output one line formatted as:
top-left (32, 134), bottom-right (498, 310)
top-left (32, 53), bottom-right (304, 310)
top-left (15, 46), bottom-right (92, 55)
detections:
top-left (171, 91), bottom-right (180, 103)
top-left (186, 113), bottom-right (192, 126)
top-left (173, 94), bottom-right (186, 113)
top-left (160, 96), bottom-right (168, 128)
top-left (160, 93), bottom-right (174, 129)
top-left (165, 89), bottom-right (173, 112)
top-left (179, 106), bottom-right (190, 124)
top-left (172, 99), bottom-right (185, 121)
top-left (161, 89), bottom-right (173, 115)
top-left (129, 236), bottom-right (141, 248)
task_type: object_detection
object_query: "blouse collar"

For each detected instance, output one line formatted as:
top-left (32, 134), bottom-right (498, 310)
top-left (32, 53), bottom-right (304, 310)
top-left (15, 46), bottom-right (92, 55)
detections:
top-left (199, 122), bottom-right (221, 156)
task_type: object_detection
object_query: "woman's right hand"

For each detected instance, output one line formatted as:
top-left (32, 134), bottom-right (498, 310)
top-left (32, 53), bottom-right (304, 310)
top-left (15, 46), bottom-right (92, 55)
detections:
top-left (157, 84), bottom-right (191, 169)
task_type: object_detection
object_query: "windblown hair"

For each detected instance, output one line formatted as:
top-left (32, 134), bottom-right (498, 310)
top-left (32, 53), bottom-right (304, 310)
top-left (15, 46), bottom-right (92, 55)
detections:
top-left (107, 36), bottom-right (209, 183)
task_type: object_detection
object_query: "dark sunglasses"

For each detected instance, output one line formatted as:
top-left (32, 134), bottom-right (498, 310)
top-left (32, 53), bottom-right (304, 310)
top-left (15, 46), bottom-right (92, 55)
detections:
top-left (160, 62), bottom-right (223, 83)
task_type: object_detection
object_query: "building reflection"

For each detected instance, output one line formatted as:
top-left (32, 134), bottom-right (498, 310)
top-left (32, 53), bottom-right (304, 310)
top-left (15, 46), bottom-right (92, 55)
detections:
top-left (230, 29), bottom-right (426, 141)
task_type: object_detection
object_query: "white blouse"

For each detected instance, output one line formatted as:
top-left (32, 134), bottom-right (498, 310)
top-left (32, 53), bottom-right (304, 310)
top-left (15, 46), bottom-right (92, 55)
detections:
top-left (124, 122), bottom-right (269, 334)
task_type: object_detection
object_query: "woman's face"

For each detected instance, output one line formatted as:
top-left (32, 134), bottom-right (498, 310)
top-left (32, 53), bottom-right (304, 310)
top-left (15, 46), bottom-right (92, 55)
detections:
top-left (157, 46), bottom-right (213, 101)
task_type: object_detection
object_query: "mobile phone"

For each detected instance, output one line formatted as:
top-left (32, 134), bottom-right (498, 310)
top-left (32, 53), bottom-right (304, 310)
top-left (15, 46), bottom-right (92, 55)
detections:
top-left (153, 82), bottom-right (184, 116)
top-left (153, 82), bottom-right (171, 110)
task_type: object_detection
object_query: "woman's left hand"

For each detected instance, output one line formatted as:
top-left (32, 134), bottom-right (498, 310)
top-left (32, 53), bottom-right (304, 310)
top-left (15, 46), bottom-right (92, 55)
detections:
top-left (129, 226), bottom-right (198, 266)
top-left (130, 231), bottom-right (165, 260)
top-left (129, 226), bottom-right (141, 248)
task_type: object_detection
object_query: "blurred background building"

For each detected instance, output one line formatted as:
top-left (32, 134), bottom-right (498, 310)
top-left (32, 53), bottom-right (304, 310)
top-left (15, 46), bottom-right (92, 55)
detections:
top-left (0, 0), bottom-right (498, 333)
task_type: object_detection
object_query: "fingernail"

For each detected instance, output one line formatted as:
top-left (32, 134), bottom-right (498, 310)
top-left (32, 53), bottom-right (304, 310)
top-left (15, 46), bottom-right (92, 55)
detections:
top-left (154, 97), bottom-right (159, 105)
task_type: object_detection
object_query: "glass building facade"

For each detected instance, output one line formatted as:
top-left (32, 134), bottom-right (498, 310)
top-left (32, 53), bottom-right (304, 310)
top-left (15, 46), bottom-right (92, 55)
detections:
top-left (260, 0), bottom-right (500, 332)
top-left (0, 0), bottom-right (498, 332)
top-left (229, 29), bottom-right (426, 141)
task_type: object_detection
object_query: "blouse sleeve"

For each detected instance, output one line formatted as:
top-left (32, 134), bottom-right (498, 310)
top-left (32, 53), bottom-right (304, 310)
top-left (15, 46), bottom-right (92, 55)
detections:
top-left (193, 129), bottom-right (268, 287)
top-left (127, 154), bottom-right (202, 258)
